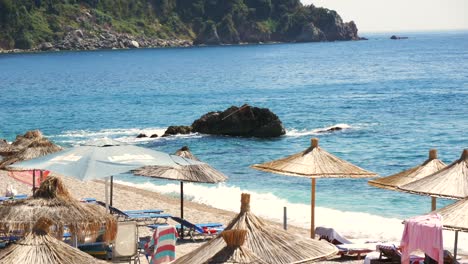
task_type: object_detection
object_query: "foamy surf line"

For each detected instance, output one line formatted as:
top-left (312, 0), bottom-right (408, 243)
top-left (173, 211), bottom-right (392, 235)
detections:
top-left (50, 127), bottom-right (202, 145)
top-left (286, 123), bottom-right (352, 137)
top-left (115, 179), bottom-right (468, 254)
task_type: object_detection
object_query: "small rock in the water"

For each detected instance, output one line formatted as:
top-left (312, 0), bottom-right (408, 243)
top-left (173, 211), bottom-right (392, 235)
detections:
top-left (136, 133), bottom-right (147, 138)
top-left (327, 127), bottom-right (343, 132)
top-left (162, 126), bottom-right (192, 137)
top-left (150, 134), bottom-right (158, 138)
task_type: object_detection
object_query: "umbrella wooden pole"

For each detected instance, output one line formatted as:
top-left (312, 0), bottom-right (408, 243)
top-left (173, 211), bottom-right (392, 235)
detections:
top-left (180, 181), bottom-right (185, 239)
top-left (431, 197), bottom-right (436, 211)
top-left (110, 176), bottom-right (114, 207)
top-left (311, 178), bottom-right (316, 239)
top-left (32, 169), bottom-right (36, 196)
top-left (454, 230), bottom-right (459, 263)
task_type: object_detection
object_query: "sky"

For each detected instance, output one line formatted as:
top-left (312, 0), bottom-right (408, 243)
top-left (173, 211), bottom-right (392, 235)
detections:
top-left (302, 0), bottom-right (468, 33)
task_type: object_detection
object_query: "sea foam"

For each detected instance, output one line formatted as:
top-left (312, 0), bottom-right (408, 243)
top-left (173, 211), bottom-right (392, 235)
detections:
top-left (51, 127), bottom-right (201, 145)
top-left (286, 124), bottom-right (352, 137)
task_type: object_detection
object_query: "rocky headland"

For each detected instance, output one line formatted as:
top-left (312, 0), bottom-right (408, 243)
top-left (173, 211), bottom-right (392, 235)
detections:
top-left (0, 0), bottom-right (362, 53)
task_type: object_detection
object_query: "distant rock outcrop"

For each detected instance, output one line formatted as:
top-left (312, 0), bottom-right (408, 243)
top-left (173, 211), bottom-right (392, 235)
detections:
top-left (390, 35), bottom-right (408, 40)
top-left (191, 105), bottom-right (285, 138)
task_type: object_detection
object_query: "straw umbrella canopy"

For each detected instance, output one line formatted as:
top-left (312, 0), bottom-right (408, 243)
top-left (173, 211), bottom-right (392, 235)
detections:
top-left (368, 149), bottom-right (446, 211)
top-left (0, 176), bottom-right (117, 242)
top-left (134, 146), bottom-right (228, 220)
top-left (435, 198), bottom-right (468, 261)
top-left (173, 193), bottom-right (338, 264)
top-left (0, 131), bottom-right (62, 169)
top-left (0, 217), bottom-right (107, 264)
top-left (251, 138), bottom-right (377, 238)
top-left (203, 230), bottom-right (269, 264)
top-left (399, 149), bottom-right (468, 200)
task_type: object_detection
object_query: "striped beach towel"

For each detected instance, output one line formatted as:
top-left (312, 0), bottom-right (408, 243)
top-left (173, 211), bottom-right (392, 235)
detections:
top-left (145, 225), bottom-right (177, 264)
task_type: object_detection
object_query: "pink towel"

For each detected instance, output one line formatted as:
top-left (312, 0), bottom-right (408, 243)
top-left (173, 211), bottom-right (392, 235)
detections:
top-left (400, 213), bottom-right (443, 264)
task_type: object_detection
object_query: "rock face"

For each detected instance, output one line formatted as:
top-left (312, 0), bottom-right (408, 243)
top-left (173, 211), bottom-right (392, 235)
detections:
top-left (191, 105), bottom-right (285, 138)
top-left (162, 126), bottom-right (193, 137)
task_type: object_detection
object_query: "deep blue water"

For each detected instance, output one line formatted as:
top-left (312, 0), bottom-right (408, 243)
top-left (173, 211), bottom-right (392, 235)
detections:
top-left (1, 31), bottom-right (467, 220)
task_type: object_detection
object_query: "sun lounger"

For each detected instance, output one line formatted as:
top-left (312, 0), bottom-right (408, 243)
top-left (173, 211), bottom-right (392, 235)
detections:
top-left (315, 226), bottom-right (352, 245)
top-left (336, 243), bottom-right (378, 260)
top-left (124, 209), bottom-right (164, 215)
top-left (94, 200), bottom-right (169, 224)
top-left (78, 242), bottom-right (111, 260)
top-left (370, 244), bottom-right (424, 264)
top-left (169, 216), bottom-right (224, 240)
top-left (316, 226), bottom-right (383, 260)
top-left (0, 194), bottom-right (28, 203)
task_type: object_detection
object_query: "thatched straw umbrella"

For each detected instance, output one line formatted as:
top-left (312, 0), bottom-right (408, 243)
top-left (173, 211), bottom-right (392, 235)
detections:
top-left (368, 149), bottom-right (446, 211)
top-left (202, 230), bottom-right (268, 264)
top-left (0, 217), bottom-right (107, 264)
top-left (0, 130), bottom-right (62, 169)
top-left (435, 198), bottom-right (468, 260)
top-left (0, 176), bottom-right (117, 242)
top-left (399, 149), bottom-right (468, 200)
top-left (173, 193), bottom-right (338, 264)
top-left (134, 146), bottom-right (228, 220)
top-left (251, 138), bottom-right (377, 238)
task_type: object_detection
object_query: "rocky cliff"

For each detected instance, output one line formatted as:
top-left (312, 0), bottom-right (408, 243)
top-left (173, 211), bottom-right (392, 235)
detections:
top-left (0, 0), bottom-right (360, 52)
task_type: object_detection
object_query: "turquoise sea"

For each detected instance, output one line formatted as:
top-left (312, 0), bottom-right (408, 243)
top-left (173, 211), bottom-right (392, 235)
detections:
top-left (1, 31), bottom-right (467, 244)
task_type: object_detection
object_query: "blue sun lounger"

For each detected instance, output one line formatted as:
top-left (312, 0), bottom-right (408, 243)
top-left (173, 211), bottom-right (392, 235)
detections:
top-left (88, 200), bottom-right (163, 215)
top-left (0, 194), bottom-right (28, 203)
top-left (94, 201), bottom-right (170, 223)
top-left (169, 216), bottom-right (224, 240)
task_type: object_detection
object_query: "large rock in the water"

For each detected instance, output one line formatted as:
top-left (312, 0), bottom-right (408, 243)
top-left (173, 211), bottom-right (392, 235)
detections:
top-left (191, 105), bottom-right (285, 138)
top-left (162, 126), bottom-right (193, 137)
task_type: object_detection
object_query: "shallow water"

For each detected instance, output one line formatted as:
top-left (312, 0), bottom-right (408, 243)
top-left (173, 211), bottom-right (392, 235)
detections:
top-left (1, 31), bottom-right (467, 247)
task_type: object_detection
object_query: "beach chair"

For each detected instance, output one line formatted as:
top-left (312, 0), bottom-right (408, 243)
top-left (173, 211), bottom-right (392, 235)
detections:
top-left (112, 221), bottom-right (140, 264)
top-left (315, 226), bottom-right (352, 245)
top-left (94, 201), bottom-right (170, 224)
top-left (370, 244), bottom-right (424, 264)
top-left (169, 216), bottom-right (224, 241)
top-left (0, 194), bottom-right (28, 203)
top-left (78, 242), bottom-right (112, 260)
top-left (315, 227), bottom-right (378, 260)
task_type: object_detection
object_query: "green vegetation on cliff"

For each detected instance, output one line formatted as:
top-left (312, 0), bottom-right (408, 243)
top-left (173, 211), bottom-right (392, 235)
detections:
top-left (0, 0), bottom-right (359, 50)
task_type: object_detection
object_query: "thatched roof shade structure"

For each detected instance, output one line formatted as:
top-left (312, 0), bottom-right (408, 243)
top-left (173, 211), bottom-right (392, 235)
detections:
top-left (0, 176), bottom-right (117, 241)
top-left (368, 149), bottom-right (446, 190)
top-left (434, 198), bottom-right (468, 260)
top-left (0, 130), bottom-right (62, 169)
top-left (0, 217), bottom-right (107, 264)
top-left (368, 149), bottom-right (446, 211)
top-left (203, 230), bottom-right (268, 264)
top-left (251, 138), bottom-right (376, 237)
top-left (399, 149), bottom-right (468, 200)
top-left (134, 146), bottom-right (227, 222)
top-left (173, 193), bottom-right (338, 264)
top-left (436, 198), bottom-right (468, 232)
top-left (134, 146), bottom-right (228, 183)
